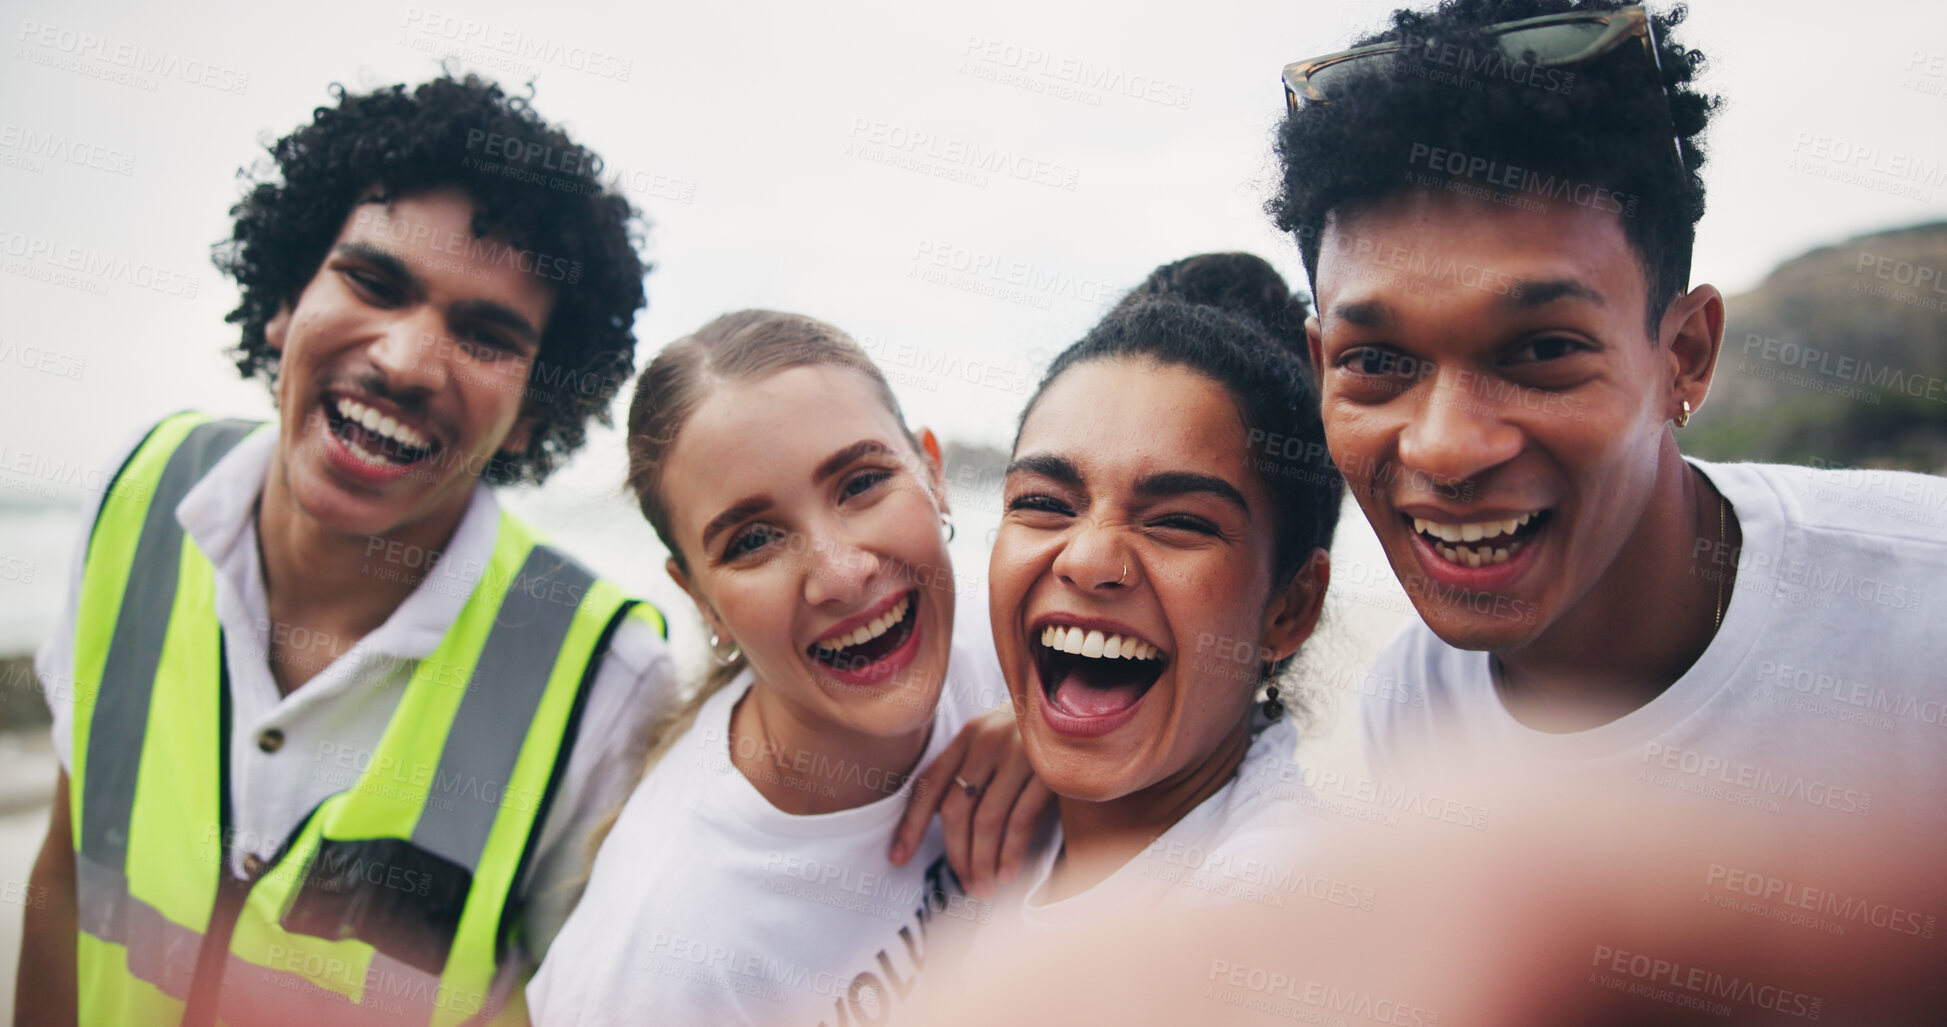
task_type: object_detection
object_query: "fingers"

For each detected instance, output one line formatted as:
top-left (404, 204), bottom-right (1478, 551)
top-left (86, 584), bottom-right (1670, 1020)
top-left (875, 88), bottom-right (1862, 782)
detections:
top-left (892, 727), bottom-right (969, 866)
top-left (998, 777), bottom-right (1055, 886)
top-left (966, 756), bottom-right (1034, 899)
top-left (940, 762), bottom-right (990, 890)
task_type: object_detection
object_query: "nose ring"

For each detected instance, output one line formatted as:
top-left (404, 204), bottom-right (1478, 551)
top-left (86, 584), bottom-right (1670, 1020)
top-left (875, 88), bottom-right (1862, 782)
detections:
top-left (1117, 562), bottom-right (1128, 586)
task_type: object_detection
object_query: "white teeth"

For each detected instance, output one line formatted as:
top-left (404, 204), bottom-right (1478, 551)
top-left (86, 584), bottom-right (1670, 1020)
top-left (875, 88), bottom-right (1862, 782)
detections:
top-left (344, 436), bottom-right (386, 467)
top-left (333, 397), bottom-right (432, 453)
top-left (1038, 626), bottom-right (1159, 661)
top-left (1433, 541), bottom-right (1518, 568)
top-left (1416, 511), bottom-right (1538, 545)
top-left (815, 596), bottom-right (910, 651)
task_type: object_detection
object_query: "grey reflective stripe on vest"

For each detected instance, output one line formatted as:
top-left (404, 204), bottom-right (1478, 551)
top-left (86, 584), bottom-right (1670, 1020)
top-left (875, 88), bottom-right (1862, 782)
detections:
top-left (79, 418), bottom-right (258, 872)
top-left (73, 416), bottom-right (605, 1018)
top-left (411, 544), bottom-right (596, 871)
top-left (76, 855), bottom-right (205, 1000)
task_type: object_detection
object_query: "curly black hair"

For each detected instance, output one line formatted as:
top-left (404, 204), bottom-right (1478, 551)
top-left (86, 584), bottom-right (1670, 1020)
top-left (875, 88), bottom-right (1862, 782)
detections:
top-left (1269, 1), bottom-right (1718, 338)
top-left (212, 73), bottom-right (648, 485)
top-left (1107, 252), bottom-right (1313, 360)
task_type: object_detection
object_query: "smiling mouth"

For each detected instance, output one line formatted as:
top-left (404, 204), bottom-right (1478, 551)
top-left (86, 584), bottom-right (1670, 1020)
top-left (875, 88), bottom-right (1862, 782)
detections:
top-left (1033, 625), bottom-right (1167, 719)
top-left (1410, 510), bottom-right (1550, 568)
top-left (809, 593), bottom-right (917, 673)
top-left (324, 395), bottom-right (438, 467)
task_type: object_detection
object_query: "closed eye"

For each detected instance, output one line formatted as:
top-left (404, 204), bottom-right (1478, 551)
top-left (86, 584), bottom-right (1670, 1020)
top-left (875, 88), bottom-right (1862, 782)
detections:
top-left (1007, 493), bottom-right (1073, 517)
top-left (1149, 513), bottom-right (1219, 535)
top-left (341, 266), bottom-right (403, 307)
top-left (455, 323), bottom-right (521, 361)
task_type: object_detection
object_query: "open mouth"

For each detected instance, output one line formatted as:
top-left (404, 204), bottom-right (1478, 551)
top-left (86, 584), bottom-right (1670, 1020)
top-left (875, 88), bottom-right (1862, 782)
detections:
top-left (1032, 624), bottom-right (1167, 720)
top-left (1411, 511), bottom-right (1550, 569)
top-left (323, 395), bottom-right (438, 467)
top-left (809, 592), bottom-right (918, 673)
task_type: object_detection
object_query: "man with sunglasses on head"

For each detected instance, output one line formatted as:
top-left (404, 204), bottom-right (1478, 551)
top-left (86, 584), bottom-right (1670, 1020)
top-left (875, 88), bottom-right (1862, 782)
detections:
top-left (1271, 2), bottom-right (1946, 824)
top-left (17, 75), bottom-right (675, 1026)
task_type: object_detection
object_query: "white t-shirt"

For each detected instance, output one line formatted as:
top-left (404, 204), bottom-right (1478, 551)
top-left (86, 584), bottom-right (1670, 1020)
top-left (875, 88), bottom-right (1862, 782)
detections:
top-left (527, 605), bottom-right (1008, 1027)
top-left (1004, 716), bottom-right (1328, 931)
top-left (37, 422), bottom-right (678, 961)
top-left (1361, 458), bottom-right (1947, 826)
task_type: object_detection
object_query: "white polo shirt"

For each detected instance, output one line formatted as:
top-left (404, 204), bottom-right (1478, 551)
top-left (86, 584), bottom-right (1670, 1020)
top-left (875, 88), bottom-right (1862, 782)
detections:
top-left (37, 423), bottom-right (678, 962)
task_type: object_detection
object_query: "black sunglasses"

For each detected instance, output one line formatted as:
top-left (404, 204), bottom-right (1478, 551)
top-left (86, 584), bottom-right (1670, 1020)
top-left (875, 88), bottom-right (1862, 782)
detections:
top-left (1282, 6), bottom-right (1682, 170)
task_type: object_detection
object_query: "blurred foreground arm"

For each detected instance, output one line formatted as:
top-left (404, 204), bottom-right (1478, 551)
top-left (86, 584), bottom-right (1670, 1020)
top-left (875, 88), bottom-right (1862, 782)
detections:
top-left (912, 765), bottom-right (1947, 1026)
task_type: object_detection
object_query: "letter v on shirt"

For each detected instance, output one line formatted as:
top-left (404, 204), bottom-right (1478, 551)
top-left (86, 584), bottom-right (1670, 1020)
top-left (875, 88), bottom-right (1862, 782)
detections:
top-left (527, 606), bottom-right (1011, 1026)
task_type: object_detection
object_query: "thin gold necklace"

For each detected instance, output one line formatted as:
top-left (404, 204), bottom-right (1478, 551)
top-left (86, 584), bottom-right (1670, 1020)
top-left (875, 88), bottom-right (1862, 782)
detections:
top-left (1712, 494), bottom-right (1727, 630)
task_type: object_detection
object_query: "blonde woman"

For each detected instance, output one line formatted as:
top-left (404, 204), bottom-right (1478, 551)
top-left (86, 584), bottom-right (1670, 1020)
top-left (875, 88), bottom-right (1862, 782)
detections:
top-left (529, 311), bottom-right (1048, 1025)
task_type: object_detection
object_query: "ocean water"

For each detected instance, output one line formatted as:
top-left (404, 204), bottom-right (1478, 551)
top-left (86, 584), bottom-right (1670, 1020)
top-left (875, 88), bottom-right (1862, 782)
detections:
top-left (0, 503), bottom-right (80, 656)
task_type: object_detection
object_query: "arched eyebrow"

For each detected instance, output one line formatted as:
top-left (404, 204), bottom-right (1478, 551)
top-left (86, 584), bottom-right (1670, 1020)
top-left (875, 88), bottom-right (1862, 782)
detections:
top-left (1006, 456), bottom-right (1249, 517)
top-left (1505, 277), bottom-right (1605, 309)
top-left (1134, 471), bottom-right (1249, 518)
top-left (1330, 298), bottom-right (1393, 329)
top-left (700, 497), bottom-right (770, 551)
top-left (814, 440), bottom-right (895, 485)
top-left (1327, 277), bottom-right (1605, 328)
top-left (1005, 453), bottom-right (1082, 488)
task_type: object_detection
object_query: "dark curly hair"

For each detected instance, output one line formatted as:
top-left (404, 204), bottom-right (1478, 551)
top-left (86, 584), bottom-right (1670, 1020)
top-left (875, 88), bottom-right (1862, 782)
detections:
top-left (212, 73), bottom-right (648, 485)
top-left (1108, 252), bottom-right (1313, 360)
top-left (1269, 0), bottom-right (1718, 339)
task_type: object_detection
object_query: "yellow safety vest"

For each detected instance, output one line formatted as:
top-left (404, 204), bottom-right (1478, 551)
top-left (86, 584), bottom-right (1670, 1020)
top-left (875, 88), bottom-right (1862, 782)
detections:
top-left (68, 412), bottom-right (663, 1026)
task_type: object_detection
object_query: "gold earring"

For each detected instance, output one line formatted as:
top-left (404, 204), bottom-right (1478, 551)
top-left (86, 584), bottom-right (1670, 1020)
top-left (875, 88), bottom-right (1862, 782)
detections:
top-left (1675, 399), bottom-right (1692, 428)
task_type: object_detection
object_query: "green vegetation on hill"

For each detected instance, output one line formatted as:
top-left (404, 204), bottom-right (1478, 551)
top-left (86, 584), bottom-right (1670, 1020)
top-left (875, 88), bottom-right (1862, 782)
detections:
top-left (1684, 221), bottom-right (1947, 473)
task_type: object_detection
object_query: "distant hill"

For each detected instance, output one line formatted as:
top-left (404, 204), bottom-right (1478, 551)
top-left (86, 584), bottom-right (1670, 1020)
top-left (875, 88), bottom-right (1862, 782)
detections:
top-left (1684, 221), bottom-right (1947, 473)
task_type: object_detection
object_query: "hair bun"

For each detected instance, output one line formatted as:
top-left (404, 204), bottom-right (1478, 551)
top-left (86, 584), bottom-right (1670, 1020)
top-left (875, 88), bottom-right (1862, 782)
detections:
top-left (1111, 252), bottom-right (1310, 357)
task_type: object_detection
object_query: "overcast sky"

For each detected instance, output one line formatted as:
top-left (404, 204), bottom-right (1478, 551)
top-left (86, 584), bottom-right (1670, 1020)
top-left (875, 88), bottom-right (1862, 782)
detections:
top-left (3, 0), bottom-right (1945, 502)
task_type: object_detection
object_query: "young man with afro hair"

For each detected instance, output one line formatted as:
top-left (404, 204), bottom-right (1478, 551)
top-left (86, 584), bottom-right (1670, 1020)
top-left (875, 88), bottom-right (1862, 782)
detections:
top-left (1274, 2), bottom-right (1947, 825)
top-left (19, 74), bottom-right (674, 1026)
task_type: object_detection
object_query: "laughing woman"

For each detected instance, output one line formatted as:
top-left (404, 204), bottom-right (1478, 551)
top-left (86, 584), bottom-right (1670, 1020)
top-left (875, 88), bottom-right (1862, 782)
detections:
top-left (988, 254), bottom-right (1341, 920)
top-left (528, 311), bottom-right (1049, 1026)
